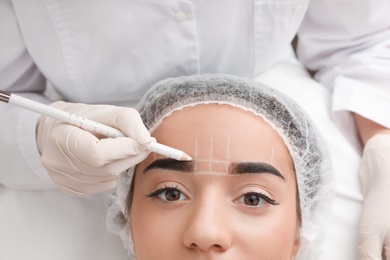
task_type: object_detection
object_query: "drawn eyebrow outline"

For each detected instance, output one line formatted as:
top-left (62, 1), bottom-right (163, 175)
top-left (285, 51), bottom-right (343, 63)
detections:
top-left (143, 159), bottom-right (286, 183)
top-left (229, 162), bottom-right (286, 183)
top-left (143, 158), bottom-right (194, 174)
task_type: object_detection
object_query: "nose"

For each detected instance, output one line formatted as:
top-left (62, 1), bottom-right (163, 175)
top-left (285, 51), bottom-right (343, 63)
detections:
top-left (183, 196), bottom-right (233, 252)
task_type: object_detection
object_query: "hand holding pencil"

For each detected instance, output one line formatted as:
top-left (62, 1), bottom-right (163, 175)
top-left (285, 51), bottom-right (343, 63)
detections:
top-left (35, 101), bottom-right (154, 196)
top-left (0, 90), bottom-right (191, 197)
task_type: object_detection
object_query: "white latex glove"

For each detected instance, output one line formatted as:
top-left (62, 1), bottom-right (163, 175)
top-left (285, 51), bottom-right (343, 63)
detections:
top-left (358, 134), bottom-right (390, 259)
top-left (36, 101), bottom-right (152, 197)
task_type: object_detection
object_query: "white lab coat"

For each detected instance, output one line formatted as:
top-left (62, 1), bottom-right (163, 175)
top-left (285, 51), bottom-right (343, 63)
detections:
top-left (1, 0), bottom-right (390, 189)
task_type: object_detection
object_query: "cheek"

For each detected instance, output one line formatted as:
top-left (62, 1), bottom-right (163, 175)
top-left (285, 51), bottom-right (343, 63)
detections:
top-left (130, 179), bottom-right (185, 257)
top-left (234, 185), bottom-right (299, 258)
top-left (235, 208), bottom-right (298, 258)
top-left (130, 177), bottom-right (159, 256)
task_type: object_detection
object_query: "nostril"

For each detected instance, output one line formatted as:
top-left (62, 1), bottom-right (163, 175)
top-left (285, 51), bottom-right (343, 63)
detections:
top-left (211, 244), bottom-right (225, 252)
top-left (189, 242), bottom-right (226, 252)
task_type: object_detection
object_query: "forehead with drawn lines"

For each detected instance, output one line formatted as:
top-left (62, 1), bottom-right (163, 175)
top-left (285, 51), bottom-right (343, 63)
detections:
top-left (149, 137), bottom-right (277, 175)
top-left (138, 103), bottom-right (294, 182)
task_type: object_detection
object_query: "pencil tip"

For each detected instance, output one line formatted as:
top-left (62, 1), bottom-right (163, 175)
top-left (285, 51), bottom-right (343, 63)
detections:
top-left (181, 153), bottom-right (193, 161)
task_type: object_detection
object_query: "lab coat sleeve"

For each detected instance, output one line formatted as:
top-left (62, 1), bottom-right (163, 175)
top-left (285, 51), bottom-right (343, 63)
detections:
top-left (297, 0), bottom-right (390, 147)
top-left (0, 0), bottom-right (55, 189)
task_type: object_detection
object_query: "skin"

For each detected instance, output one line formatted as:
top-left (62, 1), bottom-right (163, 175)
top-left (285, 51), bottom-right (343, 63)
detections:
top-left (354, 113), bottom-right (390, 145)
top-left (130, 104), bottom-right (300, 260)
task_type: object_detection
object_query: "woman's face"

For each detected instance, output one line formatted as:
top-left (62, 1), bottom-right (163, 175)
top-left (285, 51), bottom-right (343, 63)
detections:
top-left (130, 104), bottom-right (300, 260)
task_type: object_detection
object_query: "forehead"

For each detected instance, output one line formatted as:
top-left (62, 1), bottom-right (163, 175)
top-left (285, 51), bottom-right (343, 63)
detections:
top-left (140, 104), bottom-right (293, 175)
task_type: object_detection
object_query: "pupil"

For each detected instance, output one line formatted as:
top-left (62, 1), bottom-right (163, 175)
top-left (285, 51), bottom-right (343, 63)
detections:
top-left (245, 194), bottom-right (259, 205)
top-left (166, 190), bottom-right (180, 201)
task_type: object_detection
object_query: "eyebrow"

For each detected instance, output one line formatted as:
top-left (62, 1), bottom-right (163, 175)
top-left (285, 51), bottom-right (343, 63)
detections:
top-left (143, 159), bottom-right (286, 182)
top-left (229, 162), bottom-right (286, 182)
top-left (143, 158), bottom-right (194, 174)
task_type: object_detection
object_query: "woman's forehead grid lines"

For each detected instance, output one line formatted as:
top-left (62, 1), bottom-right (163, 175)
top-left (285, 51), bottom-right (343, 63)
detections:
top-left (192, 137), bottom-right (231, 173)
top-left (190, 137), bottom-right (277, 174)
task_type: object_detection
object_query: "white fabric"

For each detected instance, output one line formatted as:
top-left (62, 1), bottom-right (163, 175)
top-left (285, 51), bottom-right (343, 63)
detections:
top-left (297, 0), bottom-right (390, 149)
top-left (1, 0), bottom-right (390, 189)
top-left (0, 188), bottom-right (129, 260)
top-left (0, 61), bottom-right (362, 259)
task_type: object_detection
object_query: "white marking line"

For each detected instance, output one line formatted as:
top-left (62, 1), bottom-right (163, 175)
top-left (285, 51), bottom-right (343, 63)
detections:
top-left (196, 159), bottom-right (228, 163)
top-left (194, 137), bottom-right (198, 172)
top-left (208, 137), bottom-right (213, 172)
top-left (191, 137), bottom-right (234, 173)
top-left (225, 138), bottom-right (231, 172)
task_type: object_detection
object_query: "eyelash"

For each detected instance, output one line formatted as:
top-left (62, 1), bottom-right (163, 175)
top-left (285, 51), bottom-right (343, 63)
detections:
top-left (238, 192), bottom-right (279, 207)
top-left (145, 185), bottom-right (187, 202)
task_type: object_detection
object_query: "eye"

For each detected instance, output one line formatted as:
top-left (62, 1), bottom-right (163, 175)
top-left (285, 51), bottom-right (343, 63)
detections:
top-left (237, 192), bottom-right (278, 207)
top-left (146, 186), bottom-right (187, 202)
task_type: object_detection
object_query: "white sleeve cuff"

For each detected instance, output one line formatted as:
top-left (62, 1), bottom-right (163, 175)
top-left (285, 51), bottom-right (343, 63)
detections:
top-left (17, 109), bottom-right (56, 188)
top-left (331, 76), bottom-right (390, 152)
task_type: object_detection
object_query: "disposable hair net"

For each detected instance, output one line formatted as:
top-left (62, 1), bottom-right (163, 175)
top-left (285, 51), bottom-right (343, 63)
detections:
top-left (106, 74), bottom-right (335, 259)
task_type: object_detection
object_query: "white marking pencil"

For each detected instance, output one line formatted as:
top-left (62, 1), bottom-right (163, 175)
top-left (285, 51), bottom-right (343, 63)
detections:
top-left (0, 90), bottom-right (192, 161)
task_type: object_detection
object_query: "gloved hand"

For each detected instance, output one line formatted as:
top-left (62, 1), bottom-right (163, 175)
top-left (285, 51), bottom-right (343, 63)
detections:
top-left (36, 101), bottom-right (152, 197)
top-left (358, 134), bottom-right (390, 259)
